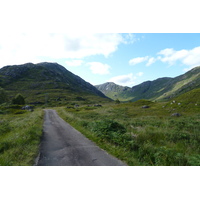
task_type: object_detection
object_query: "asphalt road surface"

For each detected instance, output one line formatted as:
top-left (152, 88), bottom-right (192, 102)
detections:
top-left (36, 109), bottom-right (126, 166)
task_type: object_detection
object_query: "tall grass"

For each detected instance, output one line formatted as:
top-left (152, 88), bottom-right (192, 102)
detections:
top-left (56, 102), bottom-right (200, 166)
top-left (0, 109), bottom-right (43, 166)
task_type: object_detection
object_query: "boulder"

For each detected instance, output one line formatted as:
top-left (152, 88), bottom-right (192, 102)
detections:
top-left (171, 113), bottom-right (181, 117)
top-left (142, 105), bottom-right (150, 109)
top-left (94, 104), bottom-right (102, 107)
top-left (21, 105), bottom-right (34, 112)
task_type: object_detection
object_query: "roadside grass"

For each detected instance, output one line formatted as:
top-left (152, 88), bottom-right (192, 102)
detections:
top-left (56, 100), bottom-right (200, 166)
top-left (0, 108), bottom-right (43, 166)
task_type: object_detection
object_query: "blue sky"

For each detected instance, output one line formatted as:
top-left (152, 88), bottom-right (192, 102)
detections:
top-left (1, 1), bottom-right (200, 88)
top-left (1, 33), bottom-right (200, 87)
top-left (64, 33), bottom-right (200, 86)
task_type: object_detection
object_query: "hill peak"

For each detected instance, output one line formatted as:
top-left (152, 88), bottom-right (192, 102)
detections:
top-left (0, 62), bottom-right (108, 104)
top-left (95, 66), bottom-right (200, 101)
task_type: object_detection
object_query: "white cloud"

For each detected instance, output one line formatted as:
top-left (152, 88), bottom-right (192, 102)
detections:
top-left (88, 62), bottom-right (111, 75)
top-left (108, 73), bottom-right (136, 86)
top-left (146, 57), bottom-right (156, 66)
top-left (182, 46), bottom-right (200, 66)
top-left (128, 46), bottom-right (200, 71)
top-left (129, 56), bottom-right (149, 65)
top-left (108, 72), bottom-right (143, 86)
top-left (0, 33), bottom-right (125, 67)
top-left (123, 33), bottom-right (138, 44)
top-left (65, 60), bottom-right (84, 67)
top-left (158, 46), bottom-right (200, 68)
top-left (136, 72), bottom-right (144, 77)
top-left (158, 48), bottom-right (175, 57)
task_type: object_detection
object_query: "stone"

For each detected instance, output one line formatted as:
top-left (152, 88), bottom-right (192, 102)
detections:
top-left (171, 113), bottom-right (181, 117)
top-left (142, 105), bottom-right (150, 109)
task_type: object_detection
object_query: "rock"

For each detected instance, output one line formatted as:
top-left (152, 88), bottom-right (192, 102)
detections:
top-left (22, 105), bottom-right (34, 111)
top-left (142, 105), bottom-right (150, 109)
top-left (94, 104), bottom-right (102, 107)
top-left (171, 113), bottom-right (181, 117)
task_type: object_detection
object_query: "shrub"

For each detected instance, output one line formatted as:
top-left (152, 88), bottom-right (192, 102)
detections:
top-left (187, 154), bottom-right (200, 166)
top-left (91, 119), bottom-right (126, 142)
top-left (12, 94), bottom-right (25, 105)
top-left (92, 120), bottom-right (126, 135)
top-left (115, 99), bottom-right (120, 104)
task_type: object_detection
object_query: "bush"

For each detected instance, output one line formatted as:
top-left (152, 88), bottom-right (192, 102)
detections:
top-left (91, 119), bottom-right (127, 143)
top-left (12, 94), bottom-right (25, 105)
top-left (115, 99), bottom-right (120, 104)
top-left (187, 154), bottom-right (200, 166)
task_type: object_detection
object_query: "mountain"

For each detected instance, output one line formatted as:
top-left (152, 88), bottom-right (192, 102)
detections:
top-left (95, 82), bottom-right (133, 101)
top-left (0, 62), bottom-right (109, 105)
top-left (95, 66), bottom-right (200, 102)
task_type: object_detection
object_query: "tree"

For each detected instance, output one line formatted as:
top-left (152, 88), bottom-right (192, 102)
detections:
top-left (12, 94), bottom-right (25, 105)
top-left (0, 88), bottom-right (8, 104)
top-left (115, 99), bottom-right (120, 104)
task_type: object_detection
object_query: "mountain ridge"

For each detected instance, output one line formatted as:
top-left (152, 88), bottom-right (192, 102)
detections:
top-left (95, 66), bottom-right (200, 101)
top-left (0, 62), bottom-right (109, 105)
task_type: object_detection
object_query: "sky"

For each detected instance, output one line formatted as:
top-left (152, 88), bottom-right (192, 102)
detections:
top-left (0, 1), bottom-right (200, 88)
top-left (1, 33), bottom-right (200, 87)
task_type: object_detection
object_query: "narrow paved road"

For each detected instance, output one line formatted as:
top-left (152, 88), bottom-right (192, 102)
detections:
top-left (36, 109), bottom-right (126, 166)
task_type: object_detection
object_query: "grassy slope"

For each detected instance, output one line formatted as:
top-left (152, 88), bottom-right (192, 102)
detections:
top-left (56, 96), bottom-right (200, 166)
top-left (96, 66), bottom-right (200, 102)
top-left (0, 108), bottom-right (43, 166)
top-left (0, 62), bottom-right (109, 105)
top-left (0, 88), bottom-right (199, 166)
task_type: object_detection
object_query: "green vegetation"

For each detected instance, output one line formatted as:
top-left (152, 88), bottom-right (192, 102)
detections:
top-left (12, 93), bottom-right (25, 105)
top-left (56, 97), bottom-right (200, 166)
top-left (95, 66), bottom-right (200, 102)
top-left (0, 87), bottom-right (8, 104)
top-left (0, 106), bottom-right (43, 166)
top-left (0, 62), bottom-right (199, 166)
top-left (0, 62), bottom-right (109, 105)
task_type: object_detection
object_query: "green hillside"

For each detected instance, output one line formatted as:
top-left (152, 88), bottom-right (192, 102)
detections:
top-left (95, 82), bottom-right (134, 101)
top-left (95, 66), bottom-right (200, 102)
top-left (0, 62), bottom-right (110, 106)
top-left (164, 88), bottom-right (200, 114)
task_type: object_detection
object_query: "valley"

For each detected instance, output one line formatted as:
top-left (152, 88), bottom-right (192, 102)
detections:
top-left (0, 62), bottom-right (199, 166)
top-left (95, 66), bottom-right (200, 102)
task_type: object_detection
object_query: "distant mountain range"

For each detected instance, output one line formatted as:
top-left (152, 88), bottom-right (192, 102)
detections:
top-left (95, 66), bottom-right (200, 101)
top-left (0, 62), bottom-right (109, 105)
top-left (1, 62), bottom-right (199, 105)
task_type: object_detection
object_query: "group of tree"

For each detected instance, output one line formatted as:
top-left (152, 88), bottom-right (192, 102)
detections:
top-left (0, 87), bottom-right (25, 105)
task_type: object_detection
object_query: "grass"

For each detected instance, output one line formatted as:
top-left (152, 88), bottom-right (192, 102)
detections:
top-left (0, 107), bottom-right (43, 166)
top-left (55, 99), bottom-right (200, 166)
top-left (0, 90), bottom-right (199, 166)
